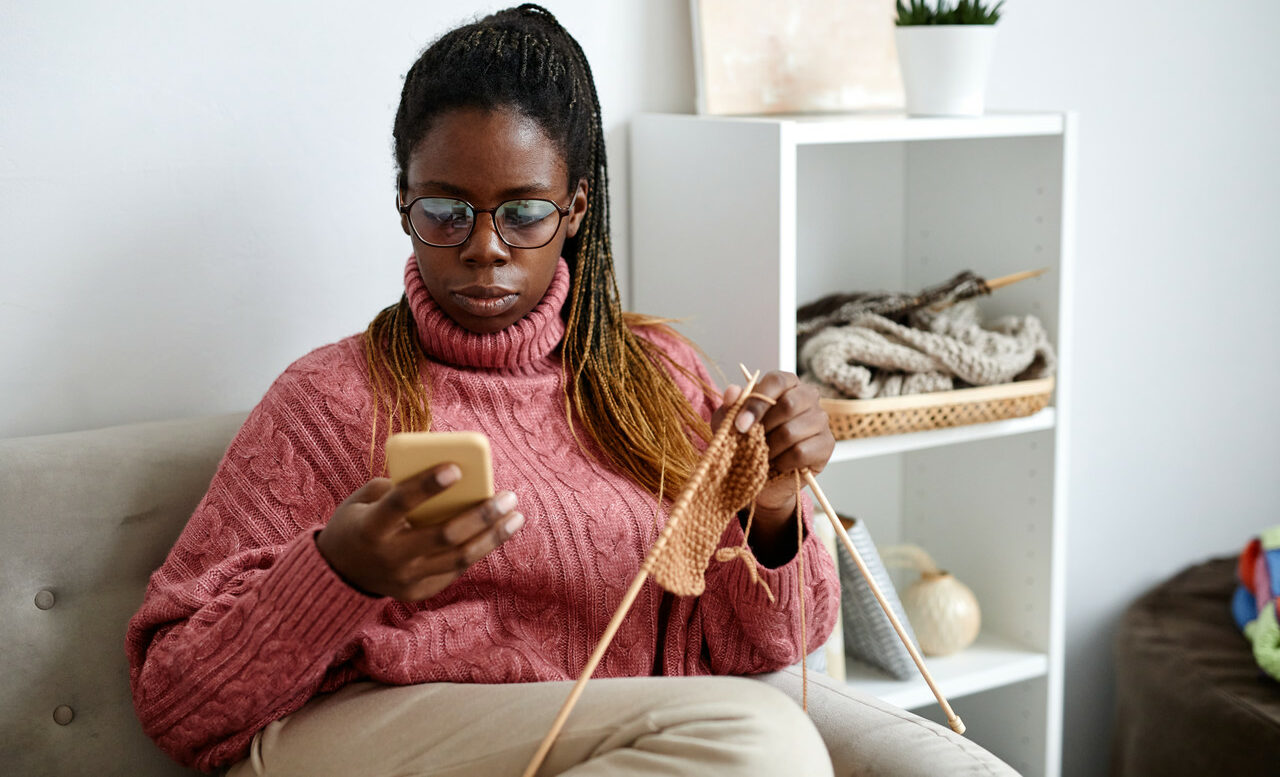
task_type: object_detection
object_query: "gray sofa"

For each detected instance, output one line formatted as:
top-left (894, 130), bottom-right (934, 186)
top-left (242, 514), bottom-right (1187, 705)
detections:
top-left (1, 413), bottom-right (246, 777)
top-left (1, 413), bottom-right (1013, 777)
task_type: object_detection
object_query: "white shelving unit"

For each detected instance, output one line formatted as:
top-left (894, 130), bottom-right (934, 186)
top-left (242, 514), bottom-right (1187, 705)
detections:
top-left (630, 111), bottom-right (1074, 777)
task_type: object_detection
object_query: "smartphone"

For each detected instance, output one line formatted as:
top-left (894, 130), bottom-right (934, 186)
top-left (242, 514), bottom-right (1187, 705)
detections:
top-left (384, 431), bottom-right (494, 527)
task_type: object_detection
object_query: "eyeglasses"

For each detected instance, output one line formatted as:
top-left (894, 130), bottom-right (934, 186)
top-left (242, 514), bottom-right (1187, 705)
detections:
top-left (398, 195), bottom-right (572, 249)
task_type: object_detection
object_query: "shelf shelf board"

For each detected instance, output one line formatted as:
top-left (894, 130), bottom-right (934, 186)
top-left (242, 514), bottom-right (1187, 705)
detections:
top-left (641, 111), bottom-right (1065, 145)
top-left (786, 112), bottom-right (1065, 145)
top-left (828, 407), bottom-right (1055, 463)
top-left (845, 631), bottom-right (1049, 710)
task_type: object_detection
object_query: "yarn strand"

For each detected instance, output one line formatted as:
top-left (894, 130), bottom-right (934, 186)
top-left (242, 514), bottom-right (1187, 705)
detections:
top-left (803, 469), bottom-right (966, 734)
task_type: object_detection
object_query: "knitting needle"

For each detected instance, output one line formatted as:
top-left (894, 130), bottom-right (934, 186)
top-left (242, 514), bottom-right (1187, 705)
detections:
top-left (987, 266), bottom-right (1049, 292)
top-left (521, 372), bottom-right (765, 777)
top-left (928, 267), bottom-right (1049, 312)
top-left (802, 469), bottom-right (967, 735)
top-left (520, 567), bottom-right (648, 777)
top-left (731, 364), bottom-right (964, 731)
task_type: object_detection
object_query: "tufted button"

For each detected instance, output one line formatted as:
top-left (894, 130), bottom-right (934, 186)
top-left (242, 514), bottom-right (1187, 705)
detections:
top-left (34, 590), bottom-right (56, 610)
top-left (53, 705), bottom-right (74, 725)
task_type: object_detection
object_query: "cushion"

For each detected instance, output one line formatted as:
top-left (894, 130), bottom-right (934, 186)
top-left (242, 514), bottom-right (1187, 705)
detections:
top-left (1112, 557), bottom-right (1280, 776)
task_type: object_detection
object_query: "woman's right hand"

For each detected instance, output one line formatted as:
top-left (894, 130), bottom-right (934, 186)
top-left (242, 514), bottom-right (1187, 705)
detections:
top-left (315, 463), bottom-right (524, 601)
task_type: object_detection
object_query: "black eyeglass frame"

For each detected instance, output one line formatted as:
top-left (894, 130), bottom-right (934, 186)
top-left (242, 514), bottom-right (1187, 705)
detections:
top-left (397, 194), bottom-right (573, 249)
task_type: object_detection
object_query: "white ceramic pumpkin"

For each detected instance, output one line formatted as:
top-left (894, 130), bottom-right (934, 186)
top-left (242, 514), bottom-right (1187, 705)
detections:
top-left (901, 570), bottom-right (981, 657)
top-left (882, 544), bottom-right (982, 657)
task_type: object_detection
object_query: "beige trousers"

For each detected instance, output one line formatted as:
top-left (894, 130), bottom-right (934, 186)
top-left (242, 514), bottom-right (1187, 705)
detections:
top-left (226, 668), bottom-right (1013, 777)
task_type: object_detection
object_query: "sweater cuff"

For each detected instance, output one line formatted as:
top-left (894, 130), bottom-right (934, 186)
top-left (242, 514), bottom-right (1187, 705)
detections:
top-left (251, 530), bottom-right (387, 653)
top-left (712, 494), bottom-right (820, 612)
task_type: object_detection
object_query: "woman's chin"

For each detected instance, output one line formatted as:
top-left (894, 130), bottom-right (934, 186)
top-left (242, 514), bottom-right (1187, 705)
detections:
top-left (447, 306), bottom-right (526, 334)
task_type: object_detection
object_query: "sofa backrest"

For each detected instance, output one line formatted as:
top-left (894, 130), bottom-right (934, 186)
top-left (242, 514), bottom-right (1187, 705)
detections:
top-left (1, 413), bottom-right (247, 777)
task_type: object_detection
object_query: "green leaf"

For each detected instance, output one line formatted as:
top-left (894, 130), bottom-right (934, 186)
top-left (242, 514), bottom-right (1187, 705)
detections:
top-left (913, 0), bottom-right (928, 25)
top-left (895, 0), bottom-right (1003, 26)
top-left (894, 0), bottom-right (1004, 25)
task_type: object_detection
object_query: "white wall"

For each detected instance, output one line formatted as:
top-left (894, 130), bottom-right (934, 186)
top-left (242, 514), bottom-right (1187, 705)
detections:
top-left (984, 3), bottom-right (1280, 776)
top-left (0, 0), bottom-right (693, 438)
top-left (4, 3), bottom-right (1278, 776)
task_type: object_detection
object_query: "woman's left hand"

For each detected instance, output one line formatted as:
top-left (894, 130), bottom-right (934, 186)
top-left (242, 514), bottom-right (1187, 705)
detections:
top-left (710, 371), bottom-right (834, 553)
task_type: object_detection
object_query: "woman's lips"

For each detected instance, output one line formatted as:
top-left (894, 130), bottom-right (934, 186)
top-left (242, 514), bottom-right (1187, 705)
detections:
top-left (450, 287), bottom-right (520, 317)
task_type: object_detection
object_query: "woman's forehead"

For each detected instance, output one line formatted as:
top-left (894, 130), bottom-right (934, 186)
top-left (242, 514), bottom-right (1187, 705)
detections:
top-left (406, 107), bottom-right (568, 197)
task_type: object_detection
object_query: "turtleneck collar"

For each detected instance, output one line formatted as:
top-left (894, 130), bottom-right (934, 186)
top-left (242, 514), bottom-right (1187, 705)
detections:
top-left (403, 255), bottom-right (570, 372)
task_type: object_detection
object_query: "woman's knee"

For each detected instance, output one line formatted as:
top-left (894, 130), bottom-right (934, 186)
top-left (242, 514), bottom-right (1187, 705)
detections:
top-left (640, 676), bottom-right (833, 777)
top-left (729, 678), bottom-right (833, 775)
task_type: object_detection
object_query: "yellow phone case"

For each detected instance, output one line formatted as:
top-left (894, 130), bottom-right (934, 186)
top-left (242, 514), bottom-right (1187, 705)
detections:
top-left (384, 431), bottom-right (494, 526)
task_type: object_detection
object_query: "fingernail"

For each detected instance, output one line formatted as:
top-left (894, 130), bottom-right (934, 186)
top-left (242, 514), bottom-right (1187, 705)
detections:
top-left (436, 464), bottom-right (461, 486)
top-left (735, 411), bottom-right (755, 433)
top-left (496, 491), bottom-right (517, 512)
top-left (504, 512), bottom-right (525, 534)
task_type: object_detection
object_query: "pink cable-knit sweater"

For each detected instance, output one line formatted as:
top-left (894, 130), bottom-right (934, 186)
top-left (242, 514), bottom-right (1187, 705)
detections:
top-left (126, 256), bottom-right (840, 771)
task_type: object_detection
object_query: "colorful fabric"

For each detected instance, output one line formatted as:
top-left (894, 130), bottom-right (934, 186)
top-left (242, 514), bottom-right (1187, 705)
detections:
top-left (125, 255), bottom-right (840, 770)
top-left (1233, 524), bottom-right (1280, 681)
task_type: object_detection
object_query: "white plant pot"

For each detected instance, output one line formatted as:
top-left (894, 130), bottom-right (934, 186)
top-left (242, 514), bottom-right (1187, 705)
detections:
top-left (894, 25), bottom-right (998, 117)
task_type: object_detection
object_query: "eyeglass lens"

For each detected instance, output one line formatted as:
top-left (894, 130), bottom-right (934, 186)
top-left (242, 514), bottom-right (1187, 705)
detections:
top-left (408, 197), bottom-right (561, 248)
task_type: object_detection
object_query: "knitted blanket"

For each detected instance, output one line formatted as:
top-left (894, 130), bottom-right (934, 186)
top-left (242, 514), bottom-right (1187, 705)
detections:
top-left (1232, 525), bottom-right (1280, 682)
top-left (796, 271), bottom-right (990, 350)
top-left (798, 300), bottom-right (1056, 399)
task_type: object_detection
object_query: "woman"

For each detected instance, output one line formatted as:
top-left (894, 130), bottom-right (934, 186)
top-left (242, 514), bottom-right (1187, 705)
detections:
top-left (127, 6), bottom-right (1006, 777)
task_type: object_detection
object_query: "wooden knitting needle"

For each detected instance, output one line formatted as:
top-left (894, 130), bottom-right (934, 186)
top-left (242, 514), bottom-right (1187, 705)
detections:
top-left (801, 469), bottom-right (966, 735)
top-left (520, 568), bottom-right (648, 777)
top-left (732, 363), bottom-right (962, 737)
top-left (520, 373), bottom-right (765, 777)
top-left (988, 266), bottom-right (1049, 292)
top-left (929, 267), bottom-right (1049, 311)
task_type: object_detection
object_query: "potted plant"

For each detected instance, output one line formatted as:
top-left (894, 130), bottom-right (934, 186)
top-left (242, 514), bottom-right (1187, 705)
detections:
top-left (894, 0), bottom-right (1005, 116)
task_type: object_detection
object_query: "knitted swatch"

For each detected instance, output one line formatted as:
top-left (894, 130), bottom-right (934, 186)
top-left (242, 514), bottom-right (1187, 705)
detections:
top-left (647, 413), bottom-right (770, 597)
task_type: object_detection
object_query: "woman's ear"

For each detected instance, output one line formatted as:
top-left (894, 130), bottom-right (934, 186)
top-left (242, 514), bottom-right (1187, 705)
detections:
top-left (397, 190), bottom-right (412, 237)
top-left (565, 179), bottom-right (589, 238)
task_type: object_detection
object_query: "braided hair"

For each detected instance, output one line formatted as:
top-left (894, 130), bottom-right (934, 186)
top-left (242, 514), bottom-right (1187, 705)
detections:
top-left (364, 4), bottom-right (712, 495)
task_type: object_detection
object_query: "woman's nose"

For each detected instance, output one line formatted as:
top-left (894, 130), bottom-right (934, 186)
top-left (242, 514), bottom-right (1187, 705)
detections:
top-left (459, 213), bottom-right (510, 266)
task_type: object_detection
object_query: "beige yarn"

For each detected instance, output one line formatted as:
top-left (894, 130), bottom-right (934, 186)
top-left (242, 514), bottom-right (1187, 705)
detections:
top-left (800, 300), bottom-right (1056, 399)
top-left (644, 382), bottom-right (806, 705)
top-left (713, 502), bottom-right (777, 603)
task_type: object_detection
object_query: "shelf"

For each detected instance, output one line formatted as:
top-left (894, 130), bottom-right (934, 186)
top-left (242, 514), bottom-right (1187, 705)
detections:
top-left (845, 631), bottom-right (1049, 710)
top-left (641, 111), bottom-right (1065, 145)
top-left (828, 407), bottom-right (1055, 463)
top-left (632, 111), bottom-right (1073, 776)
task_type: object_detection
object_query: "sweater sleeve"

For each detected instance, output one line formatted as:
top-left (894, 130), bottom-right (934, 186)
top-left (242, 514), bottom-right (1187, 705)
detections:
top-left (634, 324), bottom-right (841, 675)
top-left (125, 348), bottom-right (386, 770)
top-left (694, 498), bottom-right (840, 674)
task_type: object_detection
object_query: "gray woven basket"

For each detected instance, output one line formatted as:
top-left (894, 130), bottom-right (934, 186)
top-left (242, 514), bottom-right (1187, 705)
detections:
top-left (836, 515), bottom-right (919, 680)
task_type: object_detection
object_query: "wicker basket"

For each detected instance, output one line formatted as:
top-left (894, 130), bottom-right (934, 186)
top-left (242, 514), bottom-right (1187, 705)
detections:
top-left (821, 377), bottom-right (1055, 440)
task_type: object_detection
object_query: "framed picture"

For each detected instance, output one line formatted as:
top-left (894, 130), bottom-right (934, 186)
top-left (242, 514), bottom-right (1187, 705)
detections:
top-left (691, 0), bottom-right (904, 115)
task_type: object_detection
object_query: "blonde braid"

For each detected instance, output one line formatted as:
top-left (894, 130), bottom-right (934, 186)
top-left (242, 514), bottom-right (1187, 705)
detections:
top-left (362, 295), bottom-right (430, 476)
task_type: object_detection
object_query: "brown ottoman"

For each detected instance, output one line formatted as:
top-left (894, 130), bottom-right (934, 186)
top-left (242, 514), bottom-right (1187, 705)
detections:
top-left (1111, 558), bottom-right (1280, 776)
